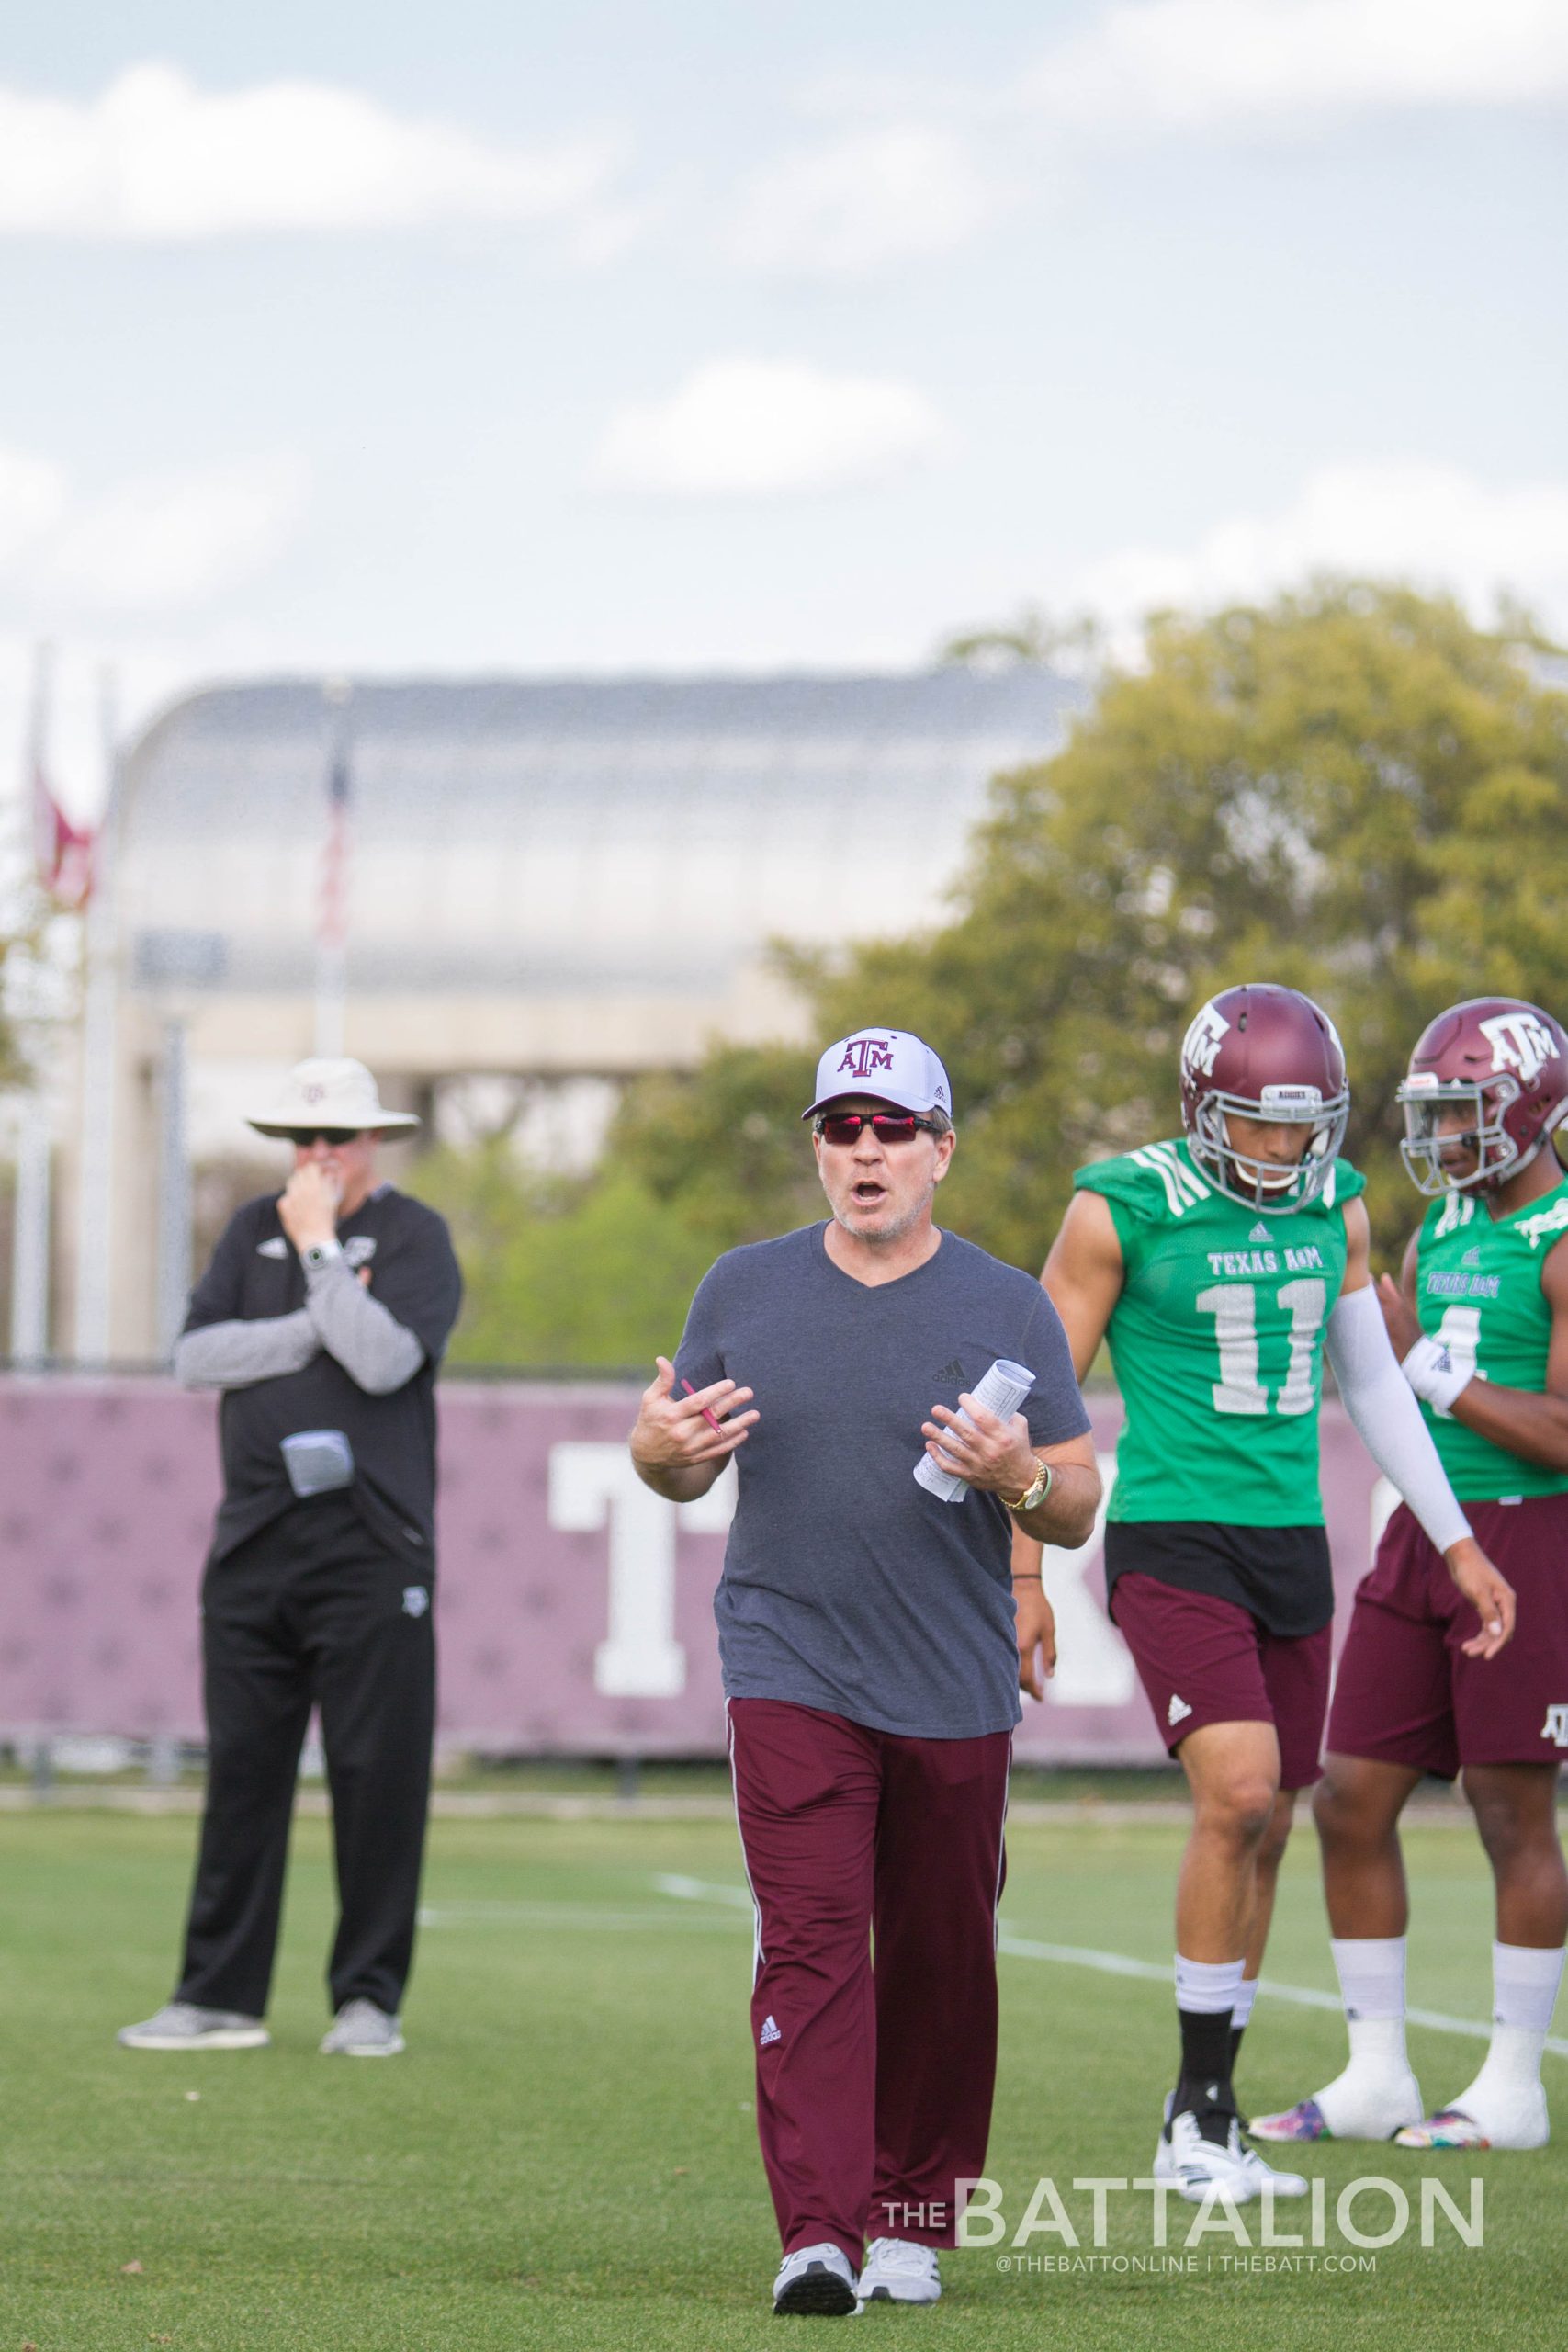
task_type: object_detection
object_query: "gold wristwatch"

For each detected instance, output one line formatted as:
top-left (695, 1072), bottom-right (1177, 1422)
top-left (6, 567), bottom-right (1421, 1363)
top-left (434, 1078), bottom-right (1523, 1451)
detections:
top-left (1005, 1456), bottom-right (1053, 1514)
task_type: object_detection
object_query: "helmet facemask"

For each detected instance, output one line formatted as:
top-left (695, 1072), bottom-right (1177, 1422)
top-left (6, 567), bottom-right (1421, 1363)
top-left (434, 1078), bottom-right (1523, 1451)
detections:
top-left (1189, 1081), bottom-right (1349, 1214)
top-left (1397, 1073), bottom-right (1527, 1195)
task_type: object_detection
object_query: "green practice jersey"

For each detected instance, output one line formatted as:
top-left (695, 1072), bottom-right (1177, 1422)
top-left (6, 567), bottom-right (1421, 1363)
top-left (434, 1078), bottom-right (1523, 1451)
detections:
top-left (1413, 1174), bottom-right (1568, 1501)
top-left (1077, 1137), bottom-right (1366, 1526)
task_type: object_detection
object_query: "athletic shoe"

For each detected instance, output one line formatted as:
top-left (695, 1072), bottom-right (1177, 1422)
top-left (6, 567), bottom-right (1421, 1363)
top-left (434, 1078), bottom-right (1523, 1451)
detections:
top-left (1235, 2139), bottom-right (1309, 2199)
top-left (859, 2238), bottom-right (941, 2303)
top-left (319, 1999), bottom-right (405, 2057)
top-left (772, 2243), bottom-right (860, 2316)
top-left (118, 2002), bottom-right (269, 2052)
top-left (1248, 2097), bottom-right (1334, 2142)
top-left (1154, 2107), bottom-right (1303, 2202)
top-left (1396, 2085), bottom-right (1549, 2153)
top-left (1251, 2069), bottom-right (1423, 2143)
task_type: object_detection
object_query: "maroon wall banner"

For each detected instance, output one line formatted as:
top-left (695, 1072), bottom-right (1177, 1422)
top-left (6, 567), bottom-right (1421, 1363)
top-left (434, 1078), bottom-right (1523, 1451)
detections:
top-left (0, 1378), bottom-right (1394, 1762)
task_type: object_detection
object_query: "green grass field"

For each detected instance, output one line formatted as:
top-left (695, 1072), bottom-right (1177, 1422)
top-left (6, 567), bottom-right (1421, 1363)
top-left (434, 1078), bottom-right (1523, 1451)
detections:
top-left (2, 1805), bottom-right (1561, 2351)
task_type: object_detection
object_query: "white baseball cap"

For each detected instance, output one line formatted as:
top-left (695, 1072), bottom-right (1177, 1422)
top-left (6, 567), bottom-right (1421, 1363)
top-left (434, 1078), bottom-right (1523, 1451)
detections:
top-left (245, 1057), bottom-right (421, 1138)
top-left (802, 1028), bottom-right (953, 1122)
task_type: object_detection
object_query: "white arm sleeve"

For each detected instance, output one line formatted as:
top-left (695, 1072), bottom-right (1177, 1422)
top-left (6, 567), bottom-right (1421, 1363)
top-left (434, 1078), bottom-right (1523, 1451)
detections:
top-left (1325, 1283), bottom-right (1472, 1555)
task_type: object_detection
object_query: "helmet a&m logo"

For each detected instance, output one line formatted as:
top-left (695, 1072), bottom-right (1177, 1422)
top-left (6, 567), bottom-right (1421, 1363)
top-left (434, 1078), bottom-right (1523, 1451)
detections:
top-left (837, 1035), bottom-right (896, 1078)
top-left (1480, 1012), bottom-right (1560, 1086)
top-left (1541, 1703), bottom-right (1568, 1748)
top-left (1181, 1003), bottom-right (1230, 1078)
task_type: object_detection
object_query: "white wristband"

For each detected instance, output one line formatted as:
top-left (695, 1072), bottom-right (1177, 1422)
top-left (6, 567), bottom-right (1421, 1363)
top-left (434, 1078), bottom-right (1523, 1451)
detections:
top-left (1401, 1332), bottom-right (1473, 1417)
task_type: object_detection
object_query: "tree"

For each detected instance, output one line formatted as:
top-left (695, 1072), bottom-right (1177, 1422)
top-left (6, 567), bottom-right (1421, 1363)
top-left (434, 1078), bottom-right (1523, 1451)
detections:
top-left (619, 583), bottom-right (1568, 1272)
top-left (414, 1143), bottom-right (722, 1369)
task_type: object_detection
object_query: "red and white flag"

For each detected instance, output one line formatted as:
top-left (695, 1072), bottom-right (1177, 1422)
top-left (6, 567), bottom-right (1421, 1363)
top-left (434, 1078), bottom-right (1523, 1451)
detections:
top-left (33, 763), bottom-right (95, 908)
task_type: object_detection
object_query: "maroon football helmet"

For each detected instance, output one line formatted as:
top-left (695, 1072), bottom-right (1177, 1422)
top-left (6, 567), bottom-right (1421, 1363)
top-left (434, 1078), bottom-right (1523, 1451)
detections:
top-left (1179, 983), bottom-right (1350, 1214)
top-left (1397, 997), bottom-right (1568, 1194)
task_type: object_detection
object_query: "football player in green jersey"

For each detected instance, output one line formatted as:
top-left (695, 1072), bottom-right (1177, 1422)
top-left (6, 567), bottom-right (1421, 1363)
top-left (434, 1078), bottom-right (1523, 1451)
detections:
top-left (1255, 997), bottom-right (1568, 2154)
top-left (1012, 983), bottom-right (1512, 2202)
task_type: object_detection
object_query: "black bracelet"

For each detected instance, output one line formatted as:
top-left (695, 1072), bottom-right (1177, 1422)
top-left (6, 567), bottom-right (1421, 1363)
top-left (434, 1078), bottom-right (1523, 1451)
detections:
top-left (1010, 1571), bottom-right (1043, 1582)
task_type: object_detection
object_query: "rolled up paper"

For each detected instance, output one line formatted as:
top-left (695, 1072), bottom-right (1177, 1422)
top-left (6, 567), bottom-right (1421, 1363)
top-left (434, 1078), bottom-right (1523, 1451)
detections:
top-left (914, 1358), bottom-right (1036, 1504)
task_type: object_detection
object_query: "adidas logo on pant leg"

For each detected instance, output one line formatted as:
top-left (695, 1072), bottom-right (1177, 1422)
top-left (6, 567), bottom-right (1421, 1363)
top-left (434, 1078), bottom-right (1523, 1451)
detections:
top-left (1168, 1694), bottom-right (1192, 1726)
top-left (760, 2015), bottom-right (782, 2046)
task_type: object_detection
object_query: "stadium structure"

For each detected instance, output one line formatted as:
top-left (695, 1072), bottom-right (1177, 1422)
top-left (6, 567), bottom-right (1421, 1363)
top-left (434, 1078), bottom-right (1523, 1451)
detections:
top-left (53, 668), bottom-right (1081, 1362)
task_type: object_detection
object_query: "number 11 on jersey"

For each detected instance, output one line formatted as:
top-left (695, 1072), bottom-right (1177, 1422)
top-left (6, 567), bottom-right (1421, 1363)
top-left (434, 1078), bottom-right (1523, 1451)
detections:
top-left (1194, 1277), bottom-right (1328, 1418)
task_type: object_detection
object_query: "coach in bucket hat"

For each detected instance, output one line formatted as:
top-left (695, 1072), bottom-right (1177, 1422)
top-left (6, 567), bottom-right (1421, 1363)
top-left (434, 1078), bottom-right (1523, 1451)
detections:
top-left (119, 1054), bottom-right (460, 2065)
top-left (245, 1057), bottom-right (422, 1138)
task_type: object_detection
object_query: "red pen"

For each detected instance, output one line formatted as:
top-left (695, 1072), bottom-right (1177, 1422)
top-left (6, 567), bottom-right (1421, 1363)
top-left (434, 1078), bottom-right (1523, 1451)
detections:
top-left (681, 1377), bottom-right (726, 1436)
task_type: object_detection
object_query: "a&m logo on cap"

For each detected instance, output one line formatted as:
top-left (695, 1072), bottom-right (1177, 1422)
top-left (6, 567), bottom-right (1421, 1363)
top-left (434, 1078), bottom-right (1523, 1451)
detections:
top-left (836, 1035), bottom-right (896, 1079)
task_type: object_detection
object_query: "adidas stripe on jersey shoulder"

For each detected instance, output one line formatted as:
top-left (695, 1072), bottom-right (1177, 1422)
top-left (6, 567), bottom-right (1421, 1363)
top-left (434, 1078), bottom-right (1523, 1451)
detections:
top-left (1075, 1138), bottom-right (1365, 1227)
top-left (1074, 1137), bottom-right (1364, 1526)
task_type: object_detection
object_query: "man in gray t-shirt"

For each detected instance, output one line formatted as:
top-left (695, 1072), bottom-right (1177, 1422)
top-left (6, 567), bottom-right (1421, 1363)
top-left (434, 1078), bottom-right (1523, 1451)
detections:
top-left (630, 1026), bottom-right (1098, 2317)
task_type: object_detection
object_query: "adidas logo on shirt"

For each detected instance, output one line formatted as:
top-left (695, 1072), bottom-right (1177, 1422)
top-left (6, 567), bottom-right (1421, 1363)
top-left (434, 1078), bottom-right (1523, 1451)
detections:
top-left (1248, 1223), bottom-right (1270, 1242)
top-left (934, 1357), bottom-right (965, 1384)
top-left (1168, 1694), bottom-right (1192, 1726)
top-left (1461, 1247), bottom-right (1482, 1268)
top-left (760, 2014), bottom-right (783, 2047)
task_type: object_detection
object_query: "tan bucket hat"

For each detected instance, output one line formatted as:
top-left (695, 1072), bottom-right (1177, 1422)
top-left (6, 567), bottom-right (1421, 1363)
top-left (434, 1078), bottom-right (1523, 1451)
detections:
top-left (245, 1057), bottom-right (421, 1138)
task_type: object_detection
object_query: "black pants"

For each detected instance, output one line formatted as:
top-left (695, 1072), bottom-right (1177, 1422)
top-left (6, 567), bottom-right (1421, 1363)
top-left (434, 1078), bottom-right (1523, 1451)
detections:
top-left (175, 1496), bottom-right (435, 2018)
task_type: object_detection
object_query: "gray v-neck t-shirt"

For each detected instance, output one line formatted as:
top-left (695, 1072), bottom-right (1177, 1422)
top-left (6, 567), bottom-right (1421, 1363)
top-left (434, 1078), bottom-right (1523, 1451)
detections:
top-left (674, 1222), bottom-right (1090, 1739)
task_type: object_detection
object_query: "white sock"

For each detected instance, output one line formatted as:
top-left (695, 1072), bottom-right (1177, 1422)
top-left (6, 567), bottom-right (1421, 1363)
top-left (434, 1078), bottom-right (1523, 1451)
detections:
top-left (1457, 1943), bottom-right (1566, 2117)
top-left (1330, 1934), bottom-right (1411, 2072)
top-left (1175, 1953), bottom-right (1245, 2014)
top-left (1311, 1937), bottom-right (1418, 2133)
top-left (1232, 1977), bottom-right (1258, 2032)
top-left (1492, 1940), bottom-right (1565, 2038)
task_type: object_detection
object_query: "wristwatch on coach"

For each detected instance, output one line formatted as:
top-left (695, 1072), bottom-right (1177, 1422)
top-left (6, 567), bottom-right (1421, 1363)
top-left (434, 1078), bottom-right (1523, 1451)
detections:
top-left (301, 1239), bottom-right (344, 1272)
top-left (1005, 1455), bottom-right (1053, 1514)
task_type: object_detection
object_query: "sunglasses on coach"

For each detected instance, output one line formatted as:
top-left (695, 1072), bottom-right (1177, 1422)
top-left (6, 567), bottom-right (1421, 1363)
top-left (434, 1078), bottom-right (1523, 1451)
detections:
top-left (812, 1112), bottom-right (941, 1146)
top-left (286, 1128), bottom-right (363, 1148)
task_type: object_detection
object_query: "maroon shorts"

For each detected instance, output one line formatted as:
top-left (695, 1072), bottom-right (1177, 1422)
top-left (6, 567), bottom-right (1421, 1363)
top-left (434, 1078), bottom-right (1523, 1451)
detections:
top-left (1110, 1571), bottom-right (1333, 1790)
top-left (1326, 1495), bottom-right (1568, 1777)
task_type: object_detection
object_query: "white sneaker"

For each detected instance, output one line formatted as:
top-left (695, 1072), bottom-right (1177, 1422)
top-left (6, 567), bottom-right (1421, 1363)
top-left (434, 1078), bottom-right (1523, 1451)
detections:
top-left (859, 2238), bottom-right (941, 2303)
top-left (319, 1998), bottom-right (405, 2056)
top-left (118, 2001), bottom-right (269, 2052)
top-left (1235, 2136), bottom-right (1309, 2199)
top-left (772, 2242), bottom-right (860, 2316)
top-left (1155, 2107), bottom-right (1287, 2204)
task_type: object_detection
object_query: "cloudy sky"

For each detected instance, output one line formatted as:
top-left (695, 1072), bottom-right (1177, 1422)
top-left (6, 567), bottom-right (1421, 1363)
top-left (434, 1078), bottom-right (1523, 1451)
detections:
top-left (1, 0), bottom-right (1563, 815)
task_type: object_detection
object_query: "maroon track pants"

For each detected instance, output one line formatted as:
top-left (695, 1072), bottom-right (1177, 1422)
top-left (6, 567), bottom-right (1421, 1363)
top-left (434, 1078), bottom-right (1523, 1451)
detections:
top-left (727, 1696), bottom-right (1011, 2267)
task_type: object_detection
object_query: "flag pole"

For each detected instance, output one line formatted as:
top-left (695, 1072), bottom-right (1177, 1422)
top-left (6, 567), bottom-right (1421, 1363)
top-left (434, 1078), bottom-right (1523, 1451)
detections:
top-left (11, 642), bottom-right (55, 1363)
top-left (73, 664), bottom-right (121, 1365)
top-left (313, 677), bottom-right (353, 1057)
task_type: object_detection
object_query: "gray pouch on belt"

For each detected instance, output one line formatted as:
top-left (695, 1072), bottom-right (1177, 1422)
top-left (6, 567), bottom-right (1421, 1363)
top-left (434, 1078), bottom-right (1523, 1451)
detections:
top-left (280, 1429), bottom-right (355, 1498)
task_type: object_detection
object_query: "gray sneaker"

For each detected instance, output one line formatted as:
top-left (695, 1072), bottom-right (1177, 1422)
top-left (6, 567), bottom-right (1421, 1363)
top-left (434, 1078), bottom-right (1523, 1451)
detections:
top-left (320, 1998), bottom-right (405, 2056)
top-left (118, 2001), bottom-right (270, 2051)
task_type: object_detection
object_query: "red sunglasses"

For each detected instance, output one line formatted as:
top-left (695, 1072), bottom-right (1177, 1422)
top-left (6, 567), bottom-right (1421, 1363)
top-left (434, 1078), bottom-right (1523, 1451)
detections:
top-left (813, 1111), bottom-right (940, 1146)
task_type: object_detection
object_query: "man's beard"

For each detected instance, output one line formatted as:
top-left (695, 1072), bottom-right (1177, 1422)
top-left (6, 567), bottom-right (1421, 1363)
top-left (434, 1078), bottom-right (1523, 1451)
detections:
top-left (832, 1184), bottom-right (934, 1246)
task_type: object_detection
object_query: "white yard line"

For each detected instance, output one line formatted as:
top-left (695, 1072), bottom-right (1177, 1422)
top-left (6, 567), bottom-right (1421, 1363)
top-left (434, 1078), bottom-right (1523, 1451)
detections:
top-left (652, 1874), bottom-right (1568, 2063)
